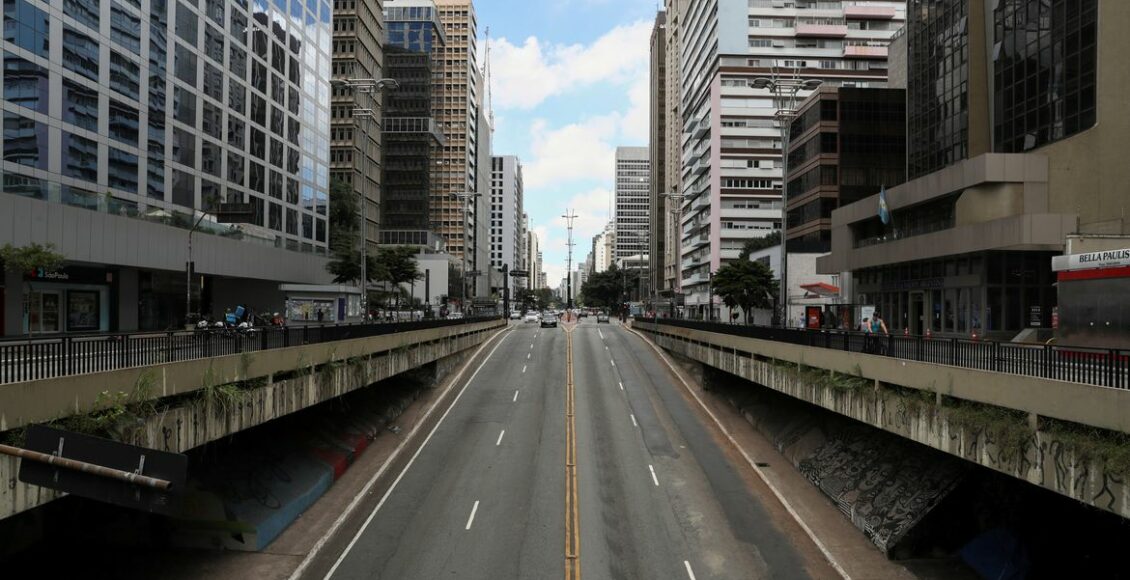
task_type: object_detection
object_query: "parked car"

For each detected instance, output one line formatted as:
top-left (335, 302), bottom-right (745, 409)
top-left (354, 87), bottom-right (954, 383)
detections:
top-left (540, 314), bottom-right (558, 328)
top-left (596, 312), bottom-right (610, 323)
top-left (524, 312), bottom-right (539, 323)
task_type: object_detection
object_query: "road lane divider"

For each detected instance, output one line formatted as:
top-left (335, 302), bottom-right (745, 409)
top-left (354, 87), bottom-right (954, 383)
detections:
top-left (309, 327), bottom-right (514, 580)
top-left (513, 390), bottom-right (519, 402)
top-left (496, 430), bottom-right (505, 446)
top-left (684, 561), bottom-right (697, 580)
top-left (630, 414), bottom-right (638, 428)
top-left (564, 327), bottom-right (581, 580)
top-left (465, 500), bottom-right (480, 530)
top-left (648, 464), bottom-right (659, 487)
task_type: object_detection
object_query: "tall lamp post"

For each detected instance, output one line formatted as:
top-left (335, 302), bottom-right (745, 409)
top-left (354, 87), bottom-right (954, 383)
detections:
top-left (662, 192), bottom-right (686, 318)
top-left (750, 73), bottom-right (822, 327)
top-left (562, 210), bottom-right (577, 310)
top-left (331, 77), bottom-right (401, 317)
top-left (451, 191), bottom-right (482, 312)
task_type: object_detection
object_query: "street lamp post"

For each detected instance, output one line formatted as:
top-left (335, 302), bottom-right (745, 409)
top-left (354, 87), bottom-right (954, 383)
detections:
top-left (662, 192), bottom-right (686, 318)
top-left (185, 211), bottom-right (211, 326)
top-left (750, 73), bottom-right (822, 327)
top-left (562, 210), bottom-right (577, 311)
top-left (331, 77), bottom-right (401, 317)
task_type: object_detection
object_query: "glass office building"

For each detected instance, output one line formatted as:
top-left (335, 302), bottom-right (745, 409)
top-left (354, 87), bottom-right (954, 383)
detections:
top-left (2, 0), bottom-right (333, 254)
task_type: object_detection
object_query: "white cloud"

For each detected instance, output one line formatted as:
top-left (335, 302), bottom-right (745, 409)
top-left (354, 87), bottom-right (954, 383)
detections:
top-left (491, 21), bottom-right (653, 110)
top-left (523, 116), bottom-right (619, 189)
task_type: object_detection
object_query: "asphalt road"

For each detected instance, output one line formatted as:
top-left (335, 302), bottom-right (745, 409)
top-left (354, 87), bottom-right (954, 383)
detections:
top-left (322, 319), bottom-right (834, 579)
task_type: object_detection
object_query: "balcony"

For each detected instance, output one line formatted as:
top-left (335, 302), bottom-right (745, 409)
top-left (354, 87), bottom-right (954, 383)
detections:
top-left (692, 159), bottom-right (709, 176)
top-left (795, 23), bottom-right (848, 38)
top-left (381, 117), bottom-right (446, 145)
top-left (844, 5), bottom-right (896, 19)
top-left (843, 45), bottom-right (888, 59)
top-left (692, 118), bottom-right (710, 139)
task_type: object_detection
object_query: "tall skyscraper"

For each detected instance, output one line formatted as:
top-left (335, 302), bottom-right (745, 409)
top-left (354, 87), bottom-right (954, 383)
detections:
top-left (663, 0), bottom-right (688, 296)
top-left (677, 0), bottom-right (905, 316)
top-left (648, 11), bottom-right (668, 303)
top-left (490, 155), bottom-right (524, 296)
top-left (332, 0), bottom-right (385, 253)
top-left (1, 0), bottom-right (334, 335)
top-left (382, 0), bottom-right (447, 247)
top-left (526, 229), bottom-right (543, 290)
top-left (614, 147), bottom-right (650, 263)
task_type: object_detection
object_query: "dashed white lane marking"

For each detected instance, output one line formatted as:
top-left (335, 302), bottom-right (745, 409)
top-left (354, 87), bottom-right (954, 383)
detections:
top-left (618, 382), bottom-right (624, 391)
top-left (496, 430), bottom-right (505, 446)
top-left (598, 329), bottom-right (604, 339)
top-left (522, 364), bottom-right (527, 373)
top-left (527, 353), bottom-right (531, 360)
top-left (605, 345), bottom-right (609, 351)
top-left (630, 414), bottom-right (638, 427)
top-left (610, 359), bottom-right (615, 367)
top-left (513, 390), bottom-right (519, 402)
top-left (530, 344), bottom-right (534, 349)
top-left (684, 561), bottom-right (697, 580)
top-left (648, 464), bottom-right (660, 487)
top-left (465, 500), bottom-right (480, 530)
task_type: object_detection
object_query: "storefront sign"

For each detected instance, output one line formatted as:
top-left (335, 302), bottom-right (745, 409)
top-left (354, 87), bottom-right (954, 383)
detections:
top-left (880, 277), bottom-right (945, 291)
top-left (1029, 305), bottom-right (1042, 328)
top-left (1052, 248), bottom-right (1130, 272)
top-left (25, 266), bottom-right (112, 285)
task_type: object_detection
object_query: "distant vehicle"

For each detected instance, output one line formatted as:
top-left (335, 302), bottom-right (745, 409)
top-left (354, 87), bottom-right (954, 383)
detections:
top-left (524, 312), bottom-right (539, 323)
top-left (577, 310), bottom-right (588, 318)
top-left (540, 314), bottom-right (558, 328)
top-left (510, 311), bottom-right (522, 320)
top-left (596, 312), bottom-right (610, 323)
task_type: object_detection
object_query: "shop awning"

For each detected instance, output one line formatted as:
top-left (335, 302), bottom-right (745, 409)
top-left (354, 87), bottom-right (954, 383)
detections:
top-left (800, 282), bottom-right (840, 298)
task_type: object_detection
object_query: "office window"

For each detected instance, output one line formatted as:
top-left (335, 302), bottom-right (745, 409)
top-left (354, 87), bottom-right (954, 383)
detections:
top-left (147, 158), bottom-right (165, 199)
top-left (64, 0), bottom-right (99, 30)
top-left (173, 86), bottom-right (196, 125)
top-left (203, 23), bottom-right (224, 63)
top-left (228, 151), bottom-right (245, 186)
top-left (109, 51), bottom-right (140, 100)
top-left (4, 0), bottom-right (49, 58)
top-left (110, 2), bottom-right (142, 54)
top-left (62, 26), bottom-right (99, 81)
top-left (3, 52), bottom-right (48, 114)
top-left (172, 127), bottom-right (195, 166)
top-left (108, 99), bottom-right (139, 146)
top-left (227, 116), bottom-right (245, 147)
top-left (171, 168), bottom-right (194, 207)
top-left (175, 1), bottom-right (197, 44)
top-left (201, 139), bottom-right (221, 177)
top-left (204, 0), bottom-right (224, 26)
top-left (148, 117), bottom-right (165, 157)
top-left (62, 79), bottom-right (99, 131)
top-left (107, 147), bottom-right (139, 193)
top-left (3, 111), bottom-right (46, 168)
top-left (62, 132), bottom-right (99, 182)
top-left (201, 100), bottom-right (222, 139)
top-left (202, 61), bottom-right (222, 101)
top-left (174, 42), bottom-right (197, 84)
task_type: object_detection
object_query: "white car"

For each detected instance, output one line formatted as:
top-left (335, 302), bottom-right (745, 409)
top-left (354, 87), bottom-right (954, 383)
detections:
top-left (510, 311), bottom-right (522, 320)
top-left (523, 313), bottom-right (539, 323)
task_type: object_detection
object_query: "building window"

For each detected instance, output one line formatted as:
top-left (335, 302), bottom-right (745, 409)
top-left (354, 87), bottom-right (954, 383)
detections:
top-left (109, 51), bottom-right (141, 100)
top-left (907, 0), bottom-right (968, 179)
top-left (107, 147), bottom-right (139, 193)
top-left (62, 132), bottom-right (99, 182)
top-left (62, 26), bottom-right (99, 81)
top-left (3, 52), bottom-right (48, 115)
top-left (110, 2), bottom-right (142, 55)
top-left (4, 0), bottom-right (49, 58)
top-left (108, 99), bottom-right (140, 147)
top-left (3, 111), bottom-right (46, 169)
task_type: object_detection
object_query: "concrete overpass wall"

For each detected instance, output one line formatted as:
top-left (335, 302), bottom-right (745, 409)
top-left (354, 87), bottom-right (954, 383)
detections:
top-left (0, 319), bottom-right (505, 520)
top-left (635, 321), bottom-right (1130, 521)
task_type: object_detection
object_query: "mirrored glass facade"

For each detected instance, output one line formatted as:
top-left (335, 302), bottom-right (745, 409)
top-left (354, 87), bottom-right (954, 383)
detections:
top-left (0, 0), bottom-right (333, 254)
top-left (907, 0), bottom-right (968, 180)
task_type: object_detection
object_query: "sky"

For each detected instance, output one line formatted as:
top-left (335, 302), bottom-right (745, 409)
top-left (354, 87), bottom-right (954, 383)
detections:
top-left (475, 0), bottom-right (661, 288)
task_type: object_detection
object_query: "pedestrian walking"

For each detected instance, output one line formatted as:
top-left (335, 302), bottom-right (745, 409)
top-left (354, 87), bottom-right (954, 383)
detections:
top-left (870, 311), bottom-right (889, 354)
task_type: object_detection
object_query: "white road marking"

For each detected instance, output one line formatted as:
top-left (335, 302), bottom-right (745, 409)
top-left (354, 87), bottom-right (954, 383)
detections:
top-left (530, 344), bottom-right (534, 349)
top-left (649, 464), bottom-right (660, 487)
top-left (513, 390), bottom-right (519, 402)
top-left (605, 345), bottom-right (609, 351)
top-left (684, 561), bottom-right (697, 580)
top-left (522, 365), bottom-right (527, 373)
top-left (496, 430), bottom-right (505, 446)
top-left (316, 329), bottom-right (512, 580)
top-left (618, 382), bottom-right (624, 391)
top-left (465, 500), bottom-right (480, 530)
top-left (630, 414), bottom-right (638, 427)
top-left (527, 353), bottom-right (531, 360)
top-left (610, 359), bottom-right (615, 367)
top-left (598, 329), bottom-right (604, 339)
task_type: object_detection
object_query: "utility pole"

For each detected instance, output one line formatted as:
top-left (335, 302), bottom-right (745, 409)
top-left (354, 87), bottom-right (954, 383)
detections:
top-left (562, 210), bottom-right (577, 311)
top-left (662, 192), bottom-right (685, 318)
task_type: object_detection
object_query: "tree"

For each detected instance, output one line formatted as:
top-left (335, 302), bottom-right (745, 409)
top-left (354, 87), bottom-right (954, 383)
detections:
top-left (0, 242), bottom-right (65, 273)
top-left (740, 230), bottom-right (782, 258)
top-left (580, 265), bottom-right (640, 311)
top-left (325, 178), bottom-right (375, 284)
top-left (712, 259), bottom-right (775, 324)
top-left (374, 246), bottom-right (422, 309)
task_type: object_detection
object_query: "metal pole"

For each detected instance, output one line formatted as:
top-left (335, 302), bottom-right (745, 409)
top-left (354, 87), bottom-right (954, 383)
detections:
top-left (0, 443), bottom-right (174, 491)
top-left (186, 212), bottom-right (208, 327)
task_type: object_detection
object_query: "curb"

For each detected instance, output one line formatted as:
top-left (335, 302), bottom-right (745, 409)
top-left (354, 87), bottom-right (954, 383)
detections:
top-left (623, 325), bottom-right (852, 580)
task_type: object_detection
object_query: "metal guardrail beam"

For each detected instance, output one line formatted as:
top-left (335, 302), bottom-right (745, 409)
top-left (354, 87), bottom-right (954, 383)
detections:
top-left (635, 317), bottom-right (1130, 390)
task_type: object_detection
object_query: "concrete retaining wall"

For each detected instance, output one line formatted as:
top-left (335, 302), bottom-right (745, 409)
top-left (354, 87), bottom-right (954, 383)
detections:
top-left (638, 324), bottom-right (1130, 521)
top-left (0, 324), bottom-right (499, 521)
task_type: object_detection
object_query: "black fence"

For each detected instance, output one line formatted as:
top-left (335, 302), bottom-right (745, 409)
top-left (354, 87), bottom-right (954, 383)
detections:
top-left (0, 317), bottom-right (503, 385)
top-left (635, 317), bottom-right (1130, 390)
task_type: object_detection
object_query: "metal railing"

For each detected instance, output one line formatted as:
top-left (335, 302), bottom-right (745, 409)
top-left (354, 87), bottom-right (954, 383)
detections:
top-left (634, 317), bottom-right (1130, 390)
top-left (0, 317), bottom-right (502, 385)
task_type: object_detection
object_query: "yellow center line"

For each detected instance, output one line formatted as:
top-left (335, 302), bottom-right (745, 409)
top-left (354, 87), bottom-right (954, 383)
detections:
top-left (565, 327), bottom-right (581, 580)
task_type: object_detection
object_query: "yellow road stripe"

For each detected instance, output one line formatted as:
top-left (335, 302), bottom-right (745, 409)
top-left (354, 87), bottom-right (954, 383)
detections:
top-left (565, 328), bottom-right (581, 580)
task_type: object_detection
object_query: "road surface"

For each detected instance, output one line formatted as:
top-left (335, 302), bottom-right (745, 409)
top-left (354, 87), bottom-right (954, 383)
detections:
top-left (309, 319), bottom-right (837, 579)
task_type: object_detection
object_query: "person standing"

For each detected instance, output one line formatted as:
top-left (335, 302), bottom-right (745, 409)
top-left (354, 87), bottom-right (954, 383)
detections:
top-left (870, 311), bottom-right (889, 354)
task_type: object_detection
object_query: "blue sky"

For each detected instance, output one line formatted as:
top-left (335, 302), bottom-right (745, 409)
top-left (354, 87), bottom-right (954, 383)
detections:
top-left (475, 0), bottom-right (660, 286)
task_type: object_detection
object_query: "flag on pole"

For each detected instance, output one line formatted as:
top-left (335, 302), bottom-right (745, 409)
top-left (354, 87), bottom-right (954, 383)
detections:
top-left (878, 185), bottom-right (891, 225)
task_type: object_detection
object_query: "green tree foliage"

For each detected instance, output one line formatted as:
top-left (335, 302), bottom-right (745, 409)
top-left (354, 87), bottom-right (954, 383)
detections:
top-left (740, 230), bottom-right (781, 258)
top-left (374, 246), bottom-right (422, 309)
top-left (325, 179), bottom-right (375, 284)
top-left (712, 259), bottom-right (775, 324)
top-left (579, 265), bottom-right (640, 310)
top-left (514, 288), bottom-right (555, 311)
top-left (0, 242), bottom-right (66, 273)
